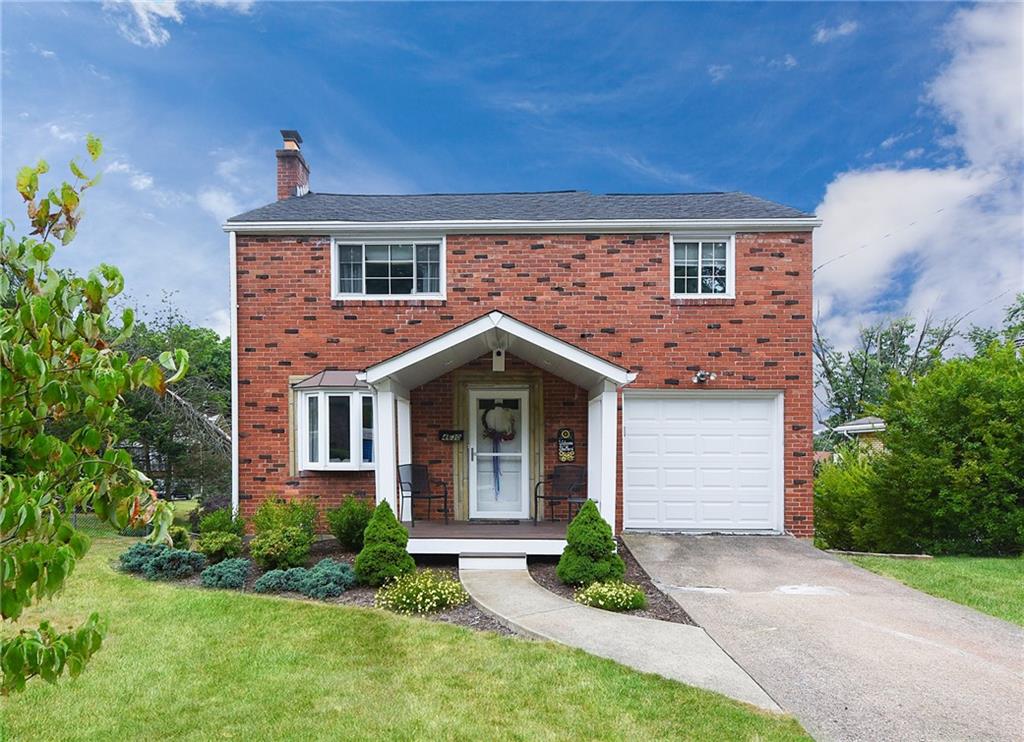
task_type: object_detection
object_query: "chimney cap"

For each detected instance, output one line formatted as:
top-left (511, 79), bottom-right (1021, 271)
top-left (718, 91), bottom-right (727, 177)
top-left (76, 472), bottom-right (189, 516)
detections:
top-left (280, 129), bottom-right (303, 146)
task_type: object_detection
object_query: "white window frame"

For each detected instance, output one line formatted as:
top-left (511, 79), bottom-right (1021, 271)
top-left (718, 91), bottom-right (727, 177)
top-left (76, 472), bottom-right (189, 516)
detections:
top-left (670, 235), bottom-right (736, 299)
top-left (331, 236), bottom-right (447, 300)
top-left (297, 388), bottom-right (376, 471)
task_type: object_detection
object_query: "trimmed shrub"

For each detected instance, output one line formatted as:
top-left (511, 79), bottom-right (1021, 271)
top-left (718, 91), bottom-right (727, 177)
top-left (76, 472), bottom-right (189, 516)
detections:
top-left (200, 558), bottom-right (251, 590)
top-left (254, 568), bottom-right (299, 594)
top-left (249, 526), bottom-right (313, 570)
top-left (169, 525), bottom-right (191, 550)
top-left (354, 502), bottom-right (414, 586)
top-left (252, 498), bottom-right (317, 536)
top-left (119, 543), bottom-right (165, 574)
top-left (326, 496), bottom-right (374, 552)
top-left (299, 559), bottom-right (356, 599)
top-left (574, 581), bottom-right (647, 612)
top-left (375, 570), bottom-right (469, 614)
top-left (141, 547), bottom-right (206, 580)
top-left (195, 531), bottom-right (243, 564)
top-left (199, 508), bottom-right (245, 537)
top-left (556, 500), bottom-right (625, 585)
top-left (190, 493), bottom-right (231, 532)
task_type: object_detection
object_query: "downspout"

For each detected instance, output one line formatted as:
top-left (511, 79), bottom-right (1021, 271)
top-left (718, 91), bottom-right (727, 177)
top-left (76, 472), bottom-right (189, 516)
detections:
top-left (229, 231), bottom-right (240, 518)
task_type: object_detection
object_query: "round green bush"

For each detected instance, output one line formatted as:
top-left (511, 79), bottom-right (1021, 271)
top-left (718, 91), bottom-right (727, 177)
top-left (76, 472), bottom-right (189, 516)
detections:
top-left (326, 496), bottom-right (374, 551)
top-left (375, 570), bottom-right (469, 614)
top-left (354, 543), bottom-right (415, 587)
top-left (254, 567), bottom-right (303, 594)
top-left (556, 500), bottom-right (624, 585)
top-left (200, 558), bottom-right (251, 590)
top-left (168, 525), bottom-right (191, 550)
top-left (199, 508), bottom-right (245, 537)
top-left (195, 531), bottom-right (243, 564)
top-left (574, 581), bottom-right (647, 612)
top-left (249, 526), bottom-right (313, 570)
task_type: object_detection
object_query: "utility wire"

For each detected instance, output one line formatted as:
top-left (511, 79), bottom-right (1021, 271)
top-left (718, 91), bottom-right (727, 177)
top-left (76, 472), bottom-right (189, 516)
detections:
top-left (812, 173), bottom-right (1015, 274)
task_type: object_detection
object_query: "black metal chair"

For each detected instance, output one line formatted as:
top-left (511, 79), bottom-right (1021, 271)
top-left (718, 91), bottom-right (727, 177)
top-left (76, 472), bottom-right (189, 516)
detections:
top-left (398, 464), bottom-right (449, 527)
top-left (534, 465), bottom-right (587, 524)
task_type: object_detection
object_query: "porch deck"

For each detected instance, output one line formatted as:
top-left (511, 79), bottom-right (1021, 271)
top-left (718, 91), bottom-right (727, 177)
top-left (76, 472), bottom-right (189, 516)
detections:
top-left (404, 520), bottom-right (568, 556)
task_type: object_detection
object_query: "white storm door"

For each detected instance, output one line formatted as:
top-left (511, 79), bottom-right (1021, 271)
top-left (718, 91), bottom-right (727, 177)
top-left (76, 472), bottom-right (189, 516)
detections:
top-left (468, 389), bottom-right (530, 519)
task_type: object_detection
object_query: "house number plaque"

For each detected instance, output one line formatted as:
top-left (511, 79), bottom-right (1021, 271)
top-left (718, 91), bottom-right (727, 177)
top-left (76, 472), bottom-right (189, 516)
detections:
top-left (438, 430), bottom-right (465, 442)
top-left (557, 428), bottom-right (576, 462)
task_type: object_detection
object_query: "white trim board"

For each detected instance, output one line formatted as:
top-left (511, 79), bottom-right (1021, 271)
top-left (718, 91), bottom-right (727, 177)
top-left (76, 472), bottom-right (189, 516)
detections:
top-left (228, 231), bottom-right (240, 517)
top-left (223, 217), bottom-right (821, 235)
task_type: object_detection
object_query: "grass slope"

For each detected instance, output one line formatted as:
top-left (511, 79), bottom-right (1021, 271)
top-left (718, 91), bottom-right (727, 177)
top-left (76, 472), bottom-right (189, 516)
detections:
top-left (2, 539), bottom-right (806, 741)
top-left (849, 555), bottom-right (1024, 626)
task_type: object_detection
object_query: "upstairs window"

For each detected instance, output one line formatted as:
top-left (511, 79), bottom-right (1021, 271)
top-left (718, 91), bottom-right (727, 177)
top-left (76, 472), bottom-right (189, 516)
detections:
top-left (333, 240), bottom-right (444, 298)
top-left (671, 237), bottom-right (735, 298)
top-left (297, 389), bottom-right (374, 471)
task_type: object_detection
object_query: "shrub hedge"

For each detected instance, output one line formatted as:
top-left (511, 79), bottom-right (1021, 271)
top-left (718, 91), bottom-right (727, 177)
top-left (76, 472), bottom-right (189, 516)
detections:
top-left (199, 508), bottom-right (245, 537)
top-left (140, 547), bottom-right (206, 580)
top-left (326, 496), bottom-right (374, 552)
top-left (195, 531), bottom-right (243, 564)
top-left (250, 526), bottom-right (313, 570)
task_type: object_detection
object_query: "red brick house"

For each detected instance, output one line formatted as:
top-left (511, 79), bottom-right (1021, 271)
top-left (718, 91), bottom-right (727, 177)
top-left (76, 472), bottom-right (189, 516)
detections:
top-left (224, 130), bottom-right (819, 555)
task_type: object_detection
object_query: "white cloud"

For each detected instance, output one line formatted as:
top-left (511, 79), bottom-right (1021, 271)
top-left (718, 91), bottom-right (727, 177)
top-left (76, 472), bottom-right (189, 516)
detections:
top-left (903, 148), bottom-right (925, 160)
top-left (106, 159), bottom-right (154, 190)
top-left (601, 149), bottom-right (694, 188)
top-left (813, 21), bottom-right (860, 44)
top-left (47, 123), bottom-right (78, 142)
top-left (707, 64), bottom-right (731, 84)
top-left (103, 0), bottom-right (253, 48)
top-left (30, 43), bottom-right (57, 60)
top-left (814, 4), bottom-right (1023, 356)
top-left (197, 187), bottom-right (241, 222)
top-left (769, 53), bottom-right (798, 70)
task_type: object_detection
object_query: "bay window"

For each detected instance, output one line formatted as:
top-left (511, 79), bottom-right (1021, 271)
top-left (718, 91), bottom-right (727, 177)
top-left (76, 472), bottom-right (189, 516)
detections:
top-left (298, 389), bottom-right (374, 470)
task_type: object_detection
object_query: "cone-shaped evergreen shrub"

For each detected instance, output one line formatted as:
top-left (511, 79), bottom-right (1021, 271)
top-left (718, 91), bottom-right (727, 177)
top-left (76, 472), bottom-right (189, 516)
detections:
top-left (354, 502), bottom-right (415, 586)
top-left (556, 500), bottom-right (624, 585)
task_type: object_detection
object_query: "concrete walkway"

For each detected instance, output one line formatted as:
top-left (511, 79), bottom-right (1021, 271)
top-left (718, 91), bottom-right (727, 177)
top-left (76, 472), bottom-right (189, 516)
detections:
top-left (460, 568), bottom-right (781, 712)
top-left (624, 533), bottom-right (1024, 742)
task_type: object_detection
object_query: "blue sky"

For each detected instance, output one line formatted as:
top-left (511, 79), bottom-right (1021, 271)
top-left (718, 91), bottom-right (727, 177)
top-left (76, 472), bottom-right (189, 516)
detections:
top-left (2, 2), bottom-right (1021, 341)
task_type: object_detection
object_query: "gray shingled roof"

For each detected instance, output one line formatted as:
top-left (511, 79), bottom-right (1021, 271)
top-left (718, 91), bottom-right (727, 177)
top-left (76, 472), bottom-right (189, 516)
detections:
top-left (227, 190), bottom-right (813, 223)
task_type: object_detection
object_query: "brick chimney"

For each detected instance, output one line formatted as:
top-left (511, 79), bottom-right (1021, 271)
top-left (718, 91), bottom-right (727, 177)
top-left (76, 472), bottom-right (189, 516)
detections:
top-left (276, 129), bottom-right (309, 200)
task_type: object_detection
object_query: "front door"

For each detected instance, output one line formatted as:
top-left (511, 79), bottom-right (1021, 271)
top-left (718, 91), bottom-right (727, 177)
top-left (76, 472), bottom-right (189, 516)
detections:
top-left (468, 389), bottom-right (530, 519)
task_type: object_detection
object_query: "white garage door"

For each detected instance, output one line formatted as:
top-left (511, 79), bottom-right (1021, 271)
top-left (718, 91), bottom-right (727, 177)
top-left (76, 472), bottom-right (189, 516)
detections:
top-left (623, 393), bottom-right (782, 532)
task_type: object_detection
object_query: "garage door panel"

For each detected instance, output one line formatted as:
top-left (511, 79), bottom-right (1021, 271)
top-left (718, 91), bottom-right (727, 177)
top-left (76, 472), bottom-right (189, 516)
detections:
top-left (623, 394), bottom-right (781, 532)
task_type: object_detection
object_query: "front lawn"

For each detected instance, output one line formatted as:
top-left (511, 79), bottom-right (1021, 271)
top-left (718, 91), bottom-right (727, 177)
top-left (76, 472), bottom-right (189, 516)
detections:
top-left (848, 555), bottom-right (1024, 626)
top-left (2, 538), bottom-right (807, 741)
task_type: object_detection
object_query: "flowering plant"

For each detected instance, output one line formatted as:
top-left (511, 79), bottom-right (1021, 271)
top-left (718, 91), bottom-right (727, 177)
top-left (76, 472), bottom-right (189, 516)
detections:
top-left (574, 581), bottom-right (647, 612)
top-left (374, 570), bottom-right (469, 615)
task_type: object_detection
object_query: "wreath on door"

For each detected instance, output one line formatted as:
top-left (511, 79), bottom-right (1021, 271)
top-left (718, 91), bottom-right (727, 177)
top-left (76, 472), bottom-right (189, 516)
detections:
top-left (481, 404), bottom-right (517, 498)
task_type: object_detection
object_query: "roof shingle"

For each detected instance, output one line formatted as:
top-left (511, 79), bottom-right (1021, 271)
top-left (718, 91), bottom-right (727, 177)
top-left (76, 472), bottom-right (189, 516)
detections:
top-left (227, 190), bottom-right (813, 223)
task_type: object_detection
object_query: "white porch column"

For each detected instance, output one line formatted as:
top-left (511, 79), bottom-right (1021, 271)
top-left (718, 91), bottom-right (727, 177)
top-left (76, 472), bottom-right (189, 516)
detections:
top-left (588, 381), bottom-right (619, 530)
top-left (374, 381), bottom-right (399, 516)
top-left (396, 395), bottom-right (412, 522)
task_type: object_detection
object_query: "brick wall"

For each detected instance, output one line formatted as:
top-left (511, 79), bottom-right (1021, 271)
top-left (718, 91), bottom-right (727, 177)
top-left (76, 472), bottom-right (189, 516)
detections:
top-left (234, 231), bottom-right (815, 537)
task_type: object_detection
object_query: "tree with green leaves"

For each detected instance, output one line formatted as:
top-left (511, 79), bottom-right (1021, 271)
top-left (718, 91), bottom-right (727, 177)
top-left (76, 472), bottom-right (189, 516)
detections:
top-left (813, 315), bottom-right (959, 428)
top-left (0, 138), bottom-right (187, 694)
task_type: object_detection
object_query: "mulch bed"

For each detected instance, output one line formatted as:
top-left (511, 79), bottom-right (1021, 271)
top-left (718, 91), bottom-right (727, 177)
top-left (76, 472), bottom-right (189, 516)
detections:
top-left (146, 538), bottom-right (516, 637)
top-left (527, 538), bottom-right (695, 625)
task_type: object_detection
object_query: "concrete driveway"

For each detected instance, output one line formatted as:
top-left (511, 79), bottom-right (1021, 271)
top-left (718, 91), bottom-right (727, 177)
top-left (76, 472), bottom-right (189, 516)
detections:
top-left (623, 534), bottom-right (1024, 742)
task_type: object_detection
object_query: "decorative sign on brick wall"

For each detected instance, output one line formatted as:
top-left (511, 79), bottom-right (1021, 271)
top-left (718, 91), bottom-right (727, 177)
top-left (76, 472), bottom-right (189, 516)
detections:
top-left (557, 428), bottom-right (576, 462)
top-left (438, 430), bottom-right (465, 442)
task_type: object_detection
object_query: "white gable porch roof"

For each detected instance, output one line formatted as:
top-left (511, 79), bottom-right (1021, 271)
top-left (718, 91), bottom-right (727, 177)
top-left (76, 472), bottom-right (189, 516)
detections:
top-left (359, 311), bottom-right (636, 393)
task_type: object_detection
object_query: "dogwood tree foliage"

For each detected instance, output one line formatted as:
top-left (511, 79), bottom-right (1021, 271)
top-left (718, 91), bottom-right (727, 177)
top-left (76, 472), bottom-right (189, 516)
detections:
top-left (0, 138), bottom-right (186, 694)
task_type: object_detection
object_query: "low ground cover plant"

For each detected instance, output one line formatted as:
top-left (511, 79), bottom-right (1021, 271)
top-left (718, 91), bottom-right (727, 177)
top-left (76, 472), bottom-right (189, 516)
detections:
top-left (326, 496), bottom-right (374, 551)
top-left (355, 502), bottom-right (415, 586)
top-left (251, 560), bottom-right (354, 599)
top-left (556, 500), bottom-right (625, 585)
top-left (375, 570), bottom-right (469, 614)
top-left (574, 581), bottom-right (647, 612)
top-left (200, 558), bottom-right (251, 590)
top-left (140, 547), bottom-right (206, 580)
top-left (195, 530), bottom-right (243, 564)
top-left (250, 526), bottom-right (314, 570)
top-left (198, 508), bottom-right (246, 537)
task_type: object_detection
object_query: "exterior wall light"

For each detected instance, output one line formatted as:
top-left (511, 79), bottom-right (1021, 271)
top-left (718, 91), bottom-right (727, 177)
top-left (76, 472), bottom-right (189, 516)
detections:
top-left (692, 370), bottom-right (717, 384)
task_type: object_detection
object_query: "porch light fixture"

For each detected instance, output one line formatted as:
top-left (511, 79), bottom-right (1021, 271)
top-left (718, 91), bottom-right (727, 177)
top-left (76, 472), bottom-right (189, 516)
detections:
top-left (692, 370), bottom-right (717, 384)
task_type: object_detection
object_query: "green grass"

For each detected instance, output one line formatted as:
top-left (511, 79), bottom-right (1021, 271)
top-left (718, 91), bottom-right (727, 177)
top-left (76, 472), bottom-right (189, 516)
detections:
top-left (171, 498), bottom-right (198, 527)
top-left (849, 555), bottom-right (1024, 626)
top-left (2, 538), bottom-right (806, 741)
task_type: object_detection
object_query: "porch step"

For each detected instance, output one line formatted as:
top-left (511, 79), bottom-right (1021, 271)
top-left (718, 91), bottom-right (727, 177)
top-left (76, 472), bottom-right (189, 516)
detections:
top-left (458, 552), bottom-right (528, 571)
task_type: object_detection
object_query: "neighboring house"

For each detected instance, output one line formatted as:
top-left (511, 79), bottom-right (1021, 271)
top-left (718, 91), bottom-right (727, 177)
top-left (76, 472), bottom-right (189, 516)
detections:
top-left (223, 130), bottom-right (820, 555)
top-left (833, 416), bottom-right (887, 449)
